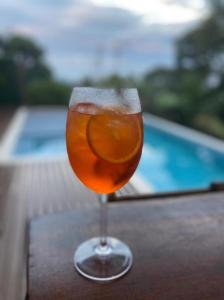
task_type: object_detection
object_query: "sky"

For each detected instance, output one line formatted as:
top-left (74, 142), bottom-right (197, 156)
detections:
top-left (0, 0), bottom-right (208, 81)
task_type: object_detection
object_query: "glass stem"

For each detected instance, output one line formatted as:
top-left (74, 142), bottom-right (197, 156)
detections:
top-left (99, 194), bottom-right (108, 247)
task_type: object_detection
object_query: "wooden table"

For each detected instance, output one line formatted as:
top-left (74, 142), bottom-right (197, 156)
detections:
top-left (28, 191), bottom-right (224, 300)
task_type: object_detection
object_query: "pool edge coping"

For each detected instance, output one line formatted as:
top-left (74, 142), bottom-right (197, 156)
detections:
top-left (143, 113), bottom-right (224, 154)
top-left (0, 107), bottom-right (28, 161)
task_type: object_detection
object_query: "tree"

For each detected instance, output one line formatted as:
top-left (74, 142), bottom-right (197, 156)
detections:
top-left (0, 35), bottom-right (52, 105)
top-left (176, 6), bottom-right (224, 81)
top-left (3, 36), bottom-right (51, 81)
top-left (0, 58), bottom-right (21, 105)
top-left (159, 4), bottom-right (224, 137)
top-left (176, 18), bottom-right (224, 75)
top-left (27, 80), bottom-right (70, 105)
top-left (207, 0), bottom-right (224, 12)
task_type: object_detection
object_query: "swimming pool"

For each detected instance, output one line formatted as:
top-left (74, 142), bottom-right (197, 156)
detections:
top-left (8, 108), bottom-right (224, 192)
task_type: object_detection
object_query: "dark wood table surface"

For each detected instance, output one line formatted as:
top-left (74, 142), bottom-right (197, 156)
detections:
top-left (28, 191), bottom-right (224, 300)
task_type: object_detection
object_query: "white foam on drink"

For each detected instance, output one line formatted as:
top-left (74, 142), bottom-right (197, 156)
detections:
top-left (69, 87), bottom-right (141, 113)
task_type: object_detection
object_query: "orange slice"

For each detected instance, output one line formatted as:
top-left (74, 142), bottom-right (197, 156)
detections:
top-left (87, 111), bottom-right (142, 164)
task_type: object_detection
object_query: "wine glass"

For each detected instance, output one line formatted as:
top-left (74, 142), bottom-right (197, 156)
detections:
top-left (66, 87), bottom-right (143, 282)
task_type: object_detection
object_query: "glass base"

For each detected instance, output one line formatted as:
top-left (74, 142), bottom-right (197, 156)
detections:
top-left (74, 237), bottom-right (133, 282)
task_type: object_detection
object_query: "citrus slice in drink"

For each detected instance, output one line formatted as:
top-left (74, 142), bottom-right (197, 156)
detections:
top-left (87, 111), bottom-right (142, 164)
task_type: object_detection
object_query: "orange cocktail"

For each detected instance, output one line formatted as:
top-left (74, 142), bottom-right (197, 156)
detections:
top-left (66, 103), bottom-right (143, 194)
top-left (66, 88), bottom-right (143, 282)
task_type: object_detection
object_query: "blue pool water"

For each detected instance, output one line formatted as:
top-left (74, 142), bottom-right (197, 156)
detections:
top-left (13, 110), bottom-right (224, 192)
top-left (13, 110), bottom-right (67, 156)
